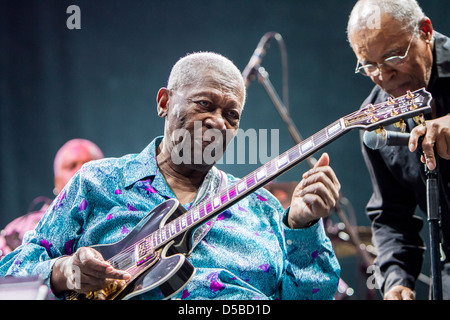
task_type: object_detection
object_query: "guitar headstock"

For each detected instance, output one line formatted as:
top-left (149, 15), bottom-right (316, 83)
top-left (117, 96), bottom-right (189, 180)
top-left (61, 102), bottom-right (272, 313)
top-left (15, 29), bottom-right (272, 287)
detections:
top-left (343, 88), bottom-right (432, 131)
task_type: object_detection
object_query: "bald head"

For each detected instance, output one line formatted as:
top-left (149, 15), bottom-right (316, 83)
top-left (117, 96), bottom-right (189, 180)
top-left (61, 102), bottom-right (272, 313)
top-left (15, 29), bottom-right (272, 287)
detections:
top-left (347, 0), bottom-right (425, 43)
top-left (53, 139), bottom-right (104, 194)
top-left (167, 52), bottom-right (246, 106)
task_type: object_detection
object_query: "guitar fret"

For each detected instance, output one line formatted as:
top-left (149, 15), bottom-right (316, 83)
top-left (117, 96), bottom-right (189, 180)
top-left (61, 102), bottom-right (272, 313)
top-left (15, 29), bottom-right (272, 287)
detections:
top-left (300, 139), bottom-right (313, 153)
top-left (246, 175), bottom-right (256, 188)
top-left (220, 193), bottom-right (228, 204)
top-left (314, 129), bottom-right (328, 147)
top-left (193, 208), bottom-right (199, 221)
top-left (266, 161), bottom-right (277, 176)
top-left (199, 206), bottom-right (206, 218)
top-left (237, 181), bottom-right (246, 193)
top-left (288, 145), bottom-right (301, 162)
top-left (228, 187), bottom-right (237, 199)
top-left (277, 154), bottom-right (288, 169)
top-left (206, 201), bottom-right (213, 213)
top-left (213, 197), bottom-right (220, 208)
top-left (327, 121), bottom-right (342, 136)
top-left (256, 168), bottom-right (266, 181)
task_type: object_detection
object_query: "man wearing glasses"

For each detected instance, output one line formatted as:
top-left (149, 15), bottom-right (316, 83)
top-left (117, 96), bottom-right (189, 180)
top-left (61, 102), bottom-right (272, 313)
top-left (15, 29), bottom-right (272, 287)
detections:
top-left (347, 0), bottom-right (450, 300)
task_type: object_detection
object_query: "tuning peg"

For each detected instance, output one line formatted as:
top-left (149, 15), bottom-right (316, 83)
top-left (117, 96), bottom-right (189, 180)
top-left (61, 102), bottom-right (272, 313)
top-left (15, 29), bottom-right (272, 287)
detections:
top-left (406, 90), bottom-right (414, 99)
top-left (375, 126), bottom-right (386, 137)
top-left (413, 113), bottom-right (426, 126)
top-left (387, 97), bottom-right (395, 105)
top-left (394, 119), bottom-right (407, 133)
top-left (366, 103), bottom-right (375, 111)
top-left (370, 115), bottom-right (378, 123)
top-left (409, 103), bottom-right (418, 111)
top-left (390, 108), bottom-right (399, 117)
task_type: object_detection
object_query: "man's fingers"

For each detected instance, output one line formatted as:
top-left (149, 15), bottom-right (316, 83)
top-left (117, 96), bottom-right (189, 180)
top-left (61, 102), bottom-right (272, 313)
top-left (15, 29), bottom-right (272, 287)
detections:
top-left (77, 247), bottom-right (131, 280)
top-left (409, 124), bottom-right (426, 152)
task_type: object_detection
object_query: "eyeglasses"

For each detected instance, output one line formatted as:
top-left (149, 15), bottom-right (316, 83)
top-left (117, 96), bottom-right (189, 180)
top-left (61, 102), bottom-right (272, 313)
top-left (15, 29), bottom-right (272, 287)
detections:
top-left (354, 33), bottom-right (415, 77)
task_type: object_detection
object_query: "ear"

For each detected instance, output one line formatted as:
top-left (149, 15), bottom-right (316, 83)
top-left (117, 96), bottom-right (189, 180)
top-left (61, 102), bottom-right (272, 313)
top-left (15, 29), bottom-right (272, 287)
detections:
top-left (156, 87), bottom-right (169, 118)
top-left (419, 17), bottom-right (433, 40)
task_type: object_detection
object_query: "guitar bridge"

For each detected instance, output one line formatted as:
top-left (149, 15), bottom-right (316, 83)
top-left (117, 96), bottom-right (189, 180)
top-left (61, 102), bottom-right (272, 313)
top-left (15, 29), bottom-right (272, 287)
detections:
top-left (135, 237), bottom-right (155, 266)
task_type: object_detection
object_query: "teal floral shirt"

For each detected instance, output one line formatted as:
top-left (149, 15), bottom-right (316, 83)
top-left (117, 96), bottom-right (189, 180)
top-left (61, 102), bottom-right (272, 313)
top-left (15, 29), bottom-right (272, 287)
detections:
top-left (0, 137), bottom-right (340, 300)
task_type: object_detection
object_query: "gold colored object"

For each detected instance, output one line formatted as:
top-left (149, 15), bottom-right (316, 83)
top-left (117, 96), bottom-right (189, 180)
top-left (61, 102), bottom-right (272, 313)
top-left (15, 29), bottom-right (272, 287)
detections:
top-left (375, 126), bottom-right (386, 137)
top-left (409, 103), bottom-right (418, 111)
top-left (406, 90), bottom-right (414, 99)
top-left (86, 279), bottom-right (127, 300)
top-left (413, 113), bottom-right (426, 126)
top-left (394, 119), bottom-right (407, 133)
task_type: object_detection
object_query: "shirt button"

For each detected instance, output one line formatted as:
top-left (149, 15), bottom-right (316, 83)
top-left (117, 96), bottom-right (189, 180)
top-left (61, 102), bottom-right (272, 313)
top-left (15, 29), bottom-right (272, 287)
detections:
top-left (287, 239), bottom-right (293, 245)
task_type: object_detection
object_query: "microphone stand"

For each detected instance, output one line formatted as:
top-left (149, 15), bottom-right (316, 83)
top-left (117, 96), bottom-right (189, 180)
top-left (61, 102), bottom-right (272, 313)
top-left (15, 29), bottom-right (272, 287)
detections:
top-left (425, 161), bottom-right (443, 300)
top-left (253, 65), bottom-right (376, 298)
top-left (255, 66), bottom-right (316, 168)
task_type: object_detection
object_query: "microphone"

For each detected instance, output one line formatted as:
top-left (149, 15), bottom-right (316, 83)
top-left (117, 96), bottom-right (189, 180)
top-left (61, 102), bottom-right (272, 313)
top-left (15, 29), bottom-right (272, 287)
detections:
top-left (363, 130), bottom-right (410, 150)
top-left (242, 32), bottom-right (279, 88)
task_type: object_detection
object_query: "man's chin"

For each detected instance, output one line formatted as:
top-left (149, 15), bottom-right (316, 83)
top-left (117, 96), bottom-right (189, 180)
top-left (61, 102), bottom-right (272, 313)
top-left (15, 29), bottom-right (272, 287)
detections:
top-left (385, 83), bottom-right (423, 98)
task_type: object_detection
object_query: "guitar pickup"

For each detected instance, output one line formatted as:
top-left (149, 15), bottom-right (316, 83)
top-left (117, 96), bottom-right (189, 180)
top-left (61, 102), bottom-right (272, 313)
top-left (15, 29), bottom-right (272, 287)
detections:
top-left (135, 237), bottom-right (155, 266)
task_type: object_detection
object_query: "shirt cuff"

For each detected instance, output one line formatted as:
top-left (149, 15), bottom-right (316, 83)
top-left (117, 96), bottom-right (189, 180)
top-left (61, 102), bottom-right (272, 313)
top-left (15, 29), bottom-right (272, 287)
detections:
top-left (281, 208), bottom-right (327, 253)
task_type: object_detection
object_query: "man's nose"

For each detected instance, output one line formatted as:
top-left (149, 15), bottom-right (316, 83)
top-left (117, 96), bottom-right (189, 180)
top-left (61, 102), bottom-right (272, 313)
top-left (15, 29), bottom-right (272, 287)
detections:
top-left (204, 111), bottom-right (226, 131)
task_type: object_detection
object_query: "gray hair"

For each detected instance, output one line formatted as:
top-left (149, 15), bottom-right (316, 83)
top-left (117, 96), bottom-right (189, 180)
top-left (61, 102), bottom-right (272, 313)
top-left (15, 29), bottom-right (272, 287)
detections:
top-left (347, 0), bottom-right (425, 41)
top-left (167, 51), bottom-right (246, 104)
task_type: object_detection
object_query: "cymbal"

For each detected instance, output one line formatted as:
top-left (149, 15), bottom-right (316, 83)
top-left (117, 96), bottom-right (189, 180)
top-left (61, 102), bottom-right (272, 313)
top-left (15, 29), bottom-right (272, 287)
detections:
top-left (328, 226), bottom-right (376, 258)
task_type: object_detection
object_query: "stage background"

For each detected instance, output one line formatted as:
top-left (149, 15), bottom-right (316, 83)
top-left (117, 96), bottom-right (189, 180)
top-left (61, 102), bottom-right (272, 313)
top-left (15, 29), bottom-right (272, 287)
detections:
top-left (1, 0), bottom-right (449, 299)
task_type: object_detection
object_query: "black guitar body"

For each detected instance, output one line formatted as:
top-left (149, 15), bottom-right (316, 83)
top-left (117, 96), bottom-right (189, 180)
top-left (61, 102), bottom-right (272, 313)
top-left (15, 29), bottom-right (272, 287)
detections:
top-left (87, 199), bottom-right (196, 300)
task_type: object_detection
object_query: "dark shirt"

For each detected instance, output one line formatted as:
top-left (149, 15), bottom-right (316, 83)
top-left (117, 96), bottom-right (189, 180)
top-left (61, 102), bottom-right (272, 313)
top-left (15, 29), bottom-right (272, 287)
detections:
top-left (359, 31), bottom-right (450, 294)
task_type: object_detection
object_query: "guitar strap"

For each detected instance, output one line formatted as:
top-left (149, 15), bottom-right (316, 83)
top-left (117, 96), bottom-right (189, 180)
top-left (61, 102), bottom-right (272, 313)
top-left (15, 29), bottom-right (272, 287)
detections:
top-left (188, 166), bottom-right (228, 254)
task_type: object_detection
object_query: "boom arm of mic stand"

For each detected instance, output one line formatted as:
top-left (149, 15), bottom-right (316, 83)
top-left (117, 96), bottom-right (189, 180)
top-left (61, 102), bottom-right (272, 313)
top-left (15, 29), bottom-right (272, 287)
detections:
top-left (254, 66), bottom-right (375, 272)
top-left (255, 66), bottom-right (317, 168)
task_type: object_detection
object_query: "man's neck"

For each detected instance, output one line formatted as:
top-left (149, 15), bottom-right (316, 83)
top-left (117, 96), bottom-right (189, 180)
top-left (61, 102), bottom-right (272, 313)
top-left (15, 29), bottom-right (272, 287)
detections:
top-left (156, 140), bottom-right (211, 204)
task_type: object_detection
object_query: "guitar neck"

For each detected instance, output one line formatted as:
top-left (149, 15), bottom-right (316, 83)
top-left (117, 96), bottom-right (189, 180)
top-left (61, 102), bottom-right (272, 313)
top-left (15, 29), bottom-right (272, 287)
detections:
top-left (149, 118), bottom-right (349, 249)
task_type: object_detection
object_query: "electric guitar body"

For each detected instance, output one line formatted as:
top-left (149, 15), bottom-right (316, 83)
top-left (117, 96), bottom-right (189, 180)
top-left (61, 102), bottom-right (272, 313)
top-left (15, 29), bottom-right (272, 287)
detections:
top-left (66, 198), bottom-right (196, 300)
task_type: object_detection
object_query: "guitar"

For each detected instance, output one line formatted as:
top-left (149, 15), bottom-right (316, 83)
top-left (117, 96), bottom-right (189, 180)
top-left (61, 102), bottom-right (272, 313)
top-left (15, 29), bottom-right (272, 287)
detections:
top-left (65, 88), bottom-right (432, 300)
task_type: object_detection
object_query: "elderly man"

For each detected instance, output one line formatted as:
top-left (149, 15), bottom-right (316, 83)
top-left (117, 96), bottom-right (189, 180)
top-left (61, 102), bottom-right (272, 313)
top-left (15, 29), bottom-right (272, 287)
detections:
top-left (0, 52), bottom-right (341, 300)
top-left (0, 139), bottom-right (103, 259)
top-left (347, 0), bottom-right (450, 300)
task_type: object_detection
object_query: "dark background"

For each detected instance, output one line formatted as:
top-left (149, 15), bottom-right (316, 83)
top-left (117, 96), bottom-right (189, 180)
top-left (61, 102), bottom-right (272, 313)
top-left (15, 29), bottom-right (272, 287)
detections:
top-left (1, 0), bottom-right (449, 299)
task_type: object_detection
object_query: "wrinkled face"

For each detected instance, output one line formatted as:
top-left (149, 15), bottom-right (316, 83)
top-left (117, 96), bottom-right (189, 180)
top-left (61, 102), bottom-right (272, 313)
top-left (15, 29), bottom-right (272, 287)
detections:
top-left (54, 144), bottom-right (98, 193)
top-left (159, 72), bottom-right (245, 167)
top-left (349, 14), bottom-right (433, 97)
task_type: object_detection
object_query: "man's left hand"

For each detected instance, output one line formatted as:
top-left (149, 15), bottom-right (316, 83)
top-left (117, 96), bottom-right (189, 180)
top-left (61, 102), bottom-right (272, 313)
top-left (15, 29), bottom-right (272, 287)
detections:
top-left (287, 153), bottom-right (341, 229)
top-left (409, 114), bottom-right (450, 170)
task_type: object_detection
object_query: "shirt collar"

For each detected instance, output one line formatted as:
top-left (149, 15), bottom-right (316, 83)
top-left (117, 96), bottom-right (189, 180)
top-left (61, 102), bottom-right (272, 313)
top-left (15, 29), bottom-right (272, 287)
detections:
top-left (433, 31), bottom-right (450, 78)
top-left (123, 136), bottom-right (163, 188)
